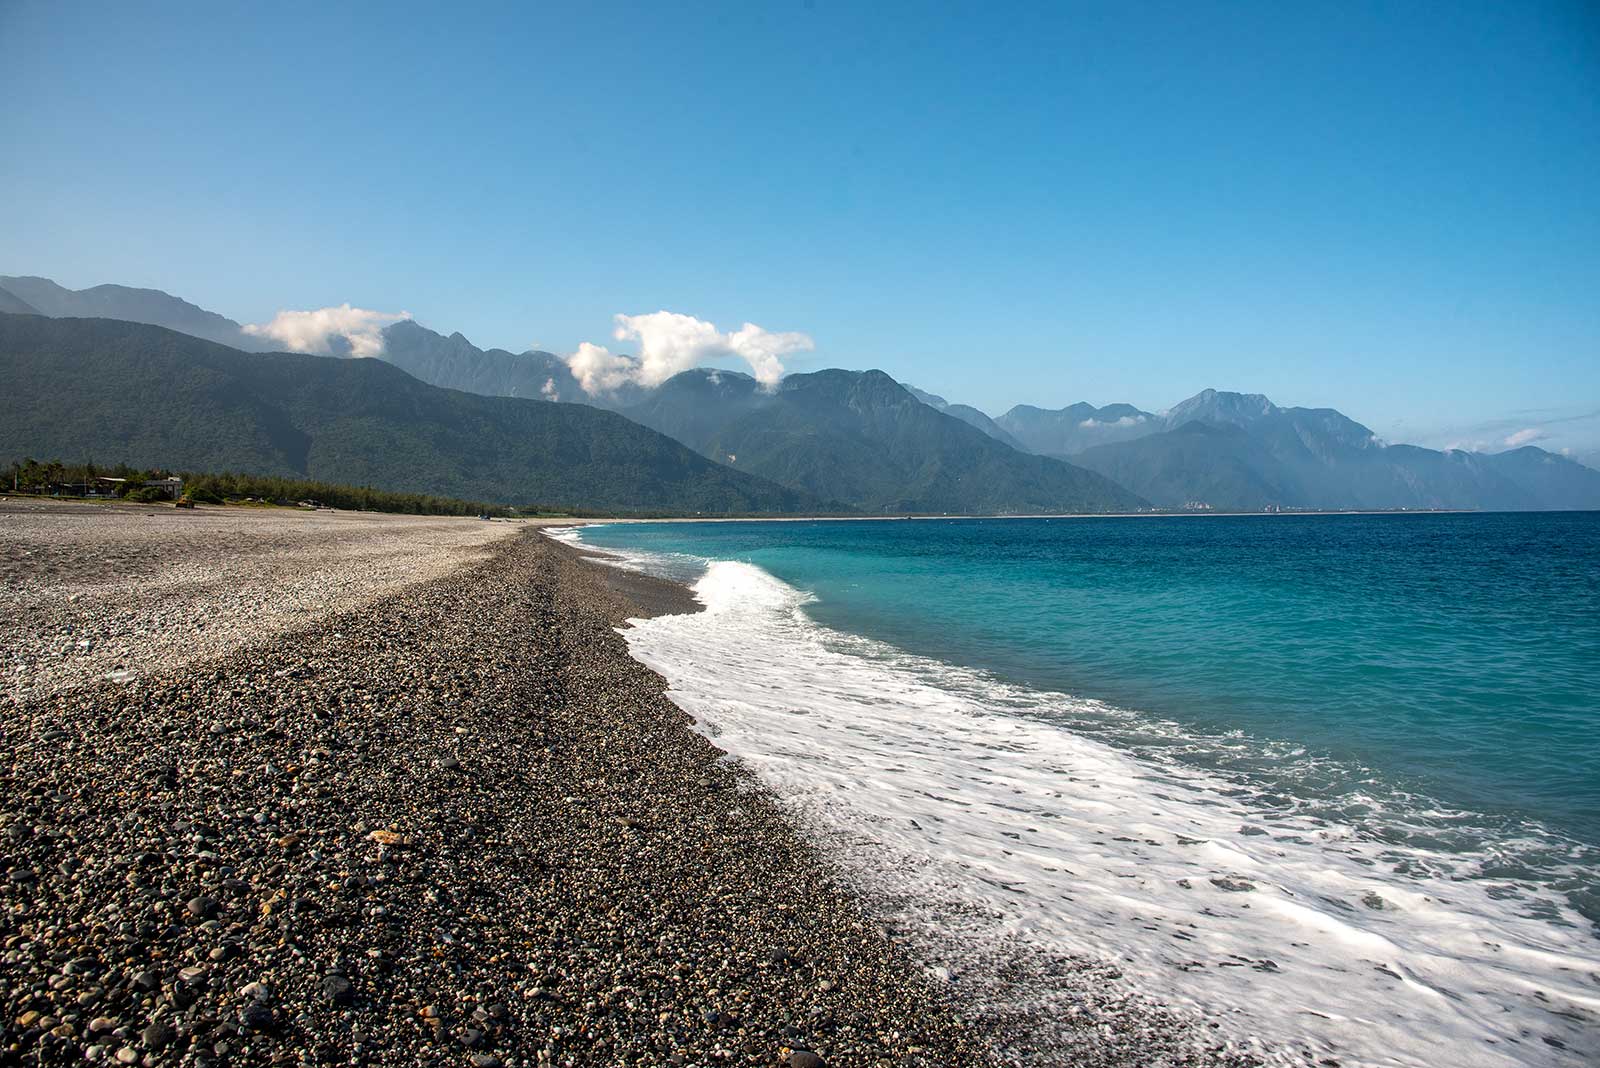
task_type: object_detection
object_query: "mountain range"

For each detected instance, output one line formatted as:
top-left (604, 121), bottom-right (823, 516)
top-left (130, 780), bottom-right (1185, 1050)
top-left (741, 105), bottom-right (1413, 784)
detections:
top-left (0, 275), bottom-right (275, 351)
top-left (3, 273), bottom-right (1597, 514)
top-left (623, 369), bottom-right (1145, 514)
top-left (0, 314), bottom-right (818, 514)
top-left (989, 389), bottom-right (1600, 511)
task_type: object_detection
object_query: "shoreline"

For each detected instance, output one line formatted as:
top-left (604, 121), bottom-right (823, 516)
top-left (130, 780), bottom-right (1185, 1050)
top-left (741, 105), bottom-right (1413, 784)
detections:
top-left (556, 528), bottom-right (1283, 1068)
top-left (591, 508), bottom-right (1482, 524)
top-left (0, 507), bottom-right (991, 1067)
top-left (568, 522), bottom-right (1600, 1068)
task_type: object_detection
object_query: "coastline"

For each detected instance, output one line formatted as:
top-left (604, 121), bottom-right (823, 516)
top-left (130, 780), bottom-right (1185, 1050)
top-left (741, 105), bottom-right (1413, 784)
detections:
top-left (0, 506), bottom-right (990, 1067)
top-left (570, 518), bottom-right (1600, 1068)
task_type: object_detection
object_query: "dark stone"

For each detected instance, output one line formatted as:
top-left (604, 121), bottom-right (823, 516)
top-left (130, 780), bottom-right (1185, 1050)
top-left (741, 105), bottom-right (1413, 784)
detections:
top-left (237, 1002), bottom-right (274, 1032)
top-left (185, 896), bottom-right (220, 919)
top-left (321, 974), bottom-right (354, 1006)
top-left (142, 1020), bottom-right (176, 1049)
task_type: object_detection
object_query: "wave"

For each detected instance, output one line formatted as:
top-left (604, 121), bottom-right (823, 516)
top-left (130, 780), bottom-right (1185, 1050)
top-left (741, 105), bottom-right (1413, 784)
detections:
top-left (560, 529), bottom-right (1600, 1067)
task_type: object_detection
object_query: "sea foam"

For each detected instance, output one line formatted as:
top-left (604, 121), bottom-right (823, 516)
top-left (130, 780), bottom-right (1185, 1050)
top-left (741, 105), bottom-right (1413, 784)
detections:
top-left (562, 531), bottom-right (1600, 1066)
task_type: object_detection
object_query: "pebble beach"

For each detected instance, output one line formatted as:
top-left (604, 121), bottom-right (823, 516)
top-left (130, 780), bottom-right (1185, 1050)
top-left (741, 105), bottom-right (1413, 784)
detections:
top-left (0, 502), bottom-right (990, 1067)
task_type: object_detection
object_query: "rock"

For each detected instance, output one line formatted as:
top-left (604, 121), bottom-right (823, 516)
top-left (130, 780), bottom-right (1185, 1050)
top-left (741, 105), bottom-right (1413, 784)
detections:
top-left (1210, 877), bottom-right (1255, 892)
top-left (322, 973), bottom-right (354, 1006)
top-left (785, 1051), bottom-right (827, 1068)
top-left (469, 1056), bottom-right (502, 1068)
top-left (141, 1020), bottom-right (176, 1049)
top-left (186, 895), bottom-right (220, 919)
top-left (115, 1049), bottom-right (140, 1066)
top-left (238, 1001), bottom-right (275, 1031)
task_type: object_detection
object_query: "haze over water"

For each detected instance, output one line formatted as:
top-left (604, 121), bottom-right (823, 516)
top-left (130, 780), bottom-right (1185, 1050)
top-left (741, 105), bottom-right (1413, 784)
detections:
top-left (571, 512), bottom-right (1600, 1067)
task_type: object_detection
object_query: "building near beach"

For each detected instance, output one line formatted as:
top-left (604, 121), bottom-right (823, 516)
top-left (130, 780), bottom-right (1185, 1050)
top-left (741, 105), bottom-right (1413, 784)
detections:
top-left (145, 477), bottom-right (183, 499)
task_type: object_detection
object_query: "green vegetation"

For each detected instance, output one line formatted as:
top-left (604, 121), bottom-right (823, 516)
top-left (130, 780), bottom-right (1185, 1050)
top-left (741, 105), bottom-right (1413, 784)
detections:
top-left (0, 313), bottom-right (822, 515)
top-left (5, 458), bottom-right (515, 516)
top-left (625, 368), bottom-right (1149, 514)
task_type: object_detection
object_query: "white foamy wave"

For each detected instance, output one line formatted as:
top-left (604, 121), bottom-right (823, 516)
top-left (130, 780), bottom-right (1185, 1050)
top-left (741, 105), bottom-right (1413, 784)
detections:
top-left (541, 526), bottom-right (586, 545)
top-left (543, 525), bottom-right (708, 584)
top-left (616, 556), bottom-right (1600, 1068)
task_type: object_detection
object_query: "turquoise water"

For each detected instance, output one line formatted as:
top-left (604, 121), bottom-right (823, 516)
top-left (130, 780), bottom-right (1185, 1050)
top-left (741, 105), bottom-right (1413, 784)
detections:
top-left (573, 512), bottom-right (1600, 1064)
top-left (579, 513), bottom-right (1600, 914)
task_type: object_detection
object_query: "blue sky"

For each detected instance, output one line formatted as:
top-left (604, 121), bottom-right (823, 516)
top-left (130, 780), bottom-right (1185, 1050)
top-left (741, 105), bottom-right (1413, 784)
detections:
top-left (3, 1), bottom-right (1597, 456)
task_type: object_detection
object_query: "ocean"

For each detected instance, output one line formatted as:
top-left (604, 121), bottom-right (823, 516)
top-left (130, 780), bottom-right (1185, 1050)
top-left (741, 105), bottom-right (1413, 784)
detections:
top-left (559, 512), bottom-right (1600, 1067)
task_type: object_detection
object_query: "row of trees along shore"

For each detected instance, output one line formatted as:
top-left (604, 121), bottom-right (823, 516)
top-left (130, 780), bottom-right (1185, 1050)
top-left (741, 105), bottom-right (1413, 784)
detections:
top-left (5, 458), bottom-right (516, 518)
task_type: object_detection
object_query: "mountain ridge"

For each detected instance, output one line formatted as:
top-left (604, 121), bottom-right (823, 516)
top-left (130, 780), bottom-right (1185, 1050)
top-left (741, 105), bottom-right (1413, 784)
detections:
top-left (7, 274), bottom-right (1594, 513)
top-left (0, 313), bottom-right (823, 514)
top-left (0, 275), bottom-right (271, 351)
top-left (624, 367), bottom-right (1148, 514)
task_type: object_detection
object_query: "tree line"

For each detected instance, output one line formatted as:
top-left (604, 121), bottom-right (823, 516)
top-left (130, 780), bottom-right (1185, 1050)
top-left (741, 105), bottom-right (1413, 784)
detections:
top-left (4, 458), bottom-right (515, 517)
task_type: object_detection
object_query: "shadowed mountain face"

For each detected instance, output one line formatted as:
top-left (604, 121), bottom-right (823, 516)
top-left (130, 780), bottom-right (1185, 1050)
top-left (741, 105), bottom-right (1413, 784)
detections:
top-left (1072, 417), bottom-right (1600, 511)
top-left (0, 275), bottom-right (270, 351)
top-left (376, 320), bottom-right (651, 408)
top-left (1478, 446), bottom-right (1600, 510)
top-left (997, 389), bottom-right (1378, 459)
top-left (0, 314), bottom-right (822, 514)
top-left (996, 401), bottom-right (1160, 455)
top-left (0, 286), bottom-right (40, 315)
top-left (904, 386), bottom-right (1027, 450)
top-left (988, 387), bottom-right (1600, 511)
top-left (0, 277), bottom-right (637, 406)
top-left (623, 368), bottom-right (1147, 514)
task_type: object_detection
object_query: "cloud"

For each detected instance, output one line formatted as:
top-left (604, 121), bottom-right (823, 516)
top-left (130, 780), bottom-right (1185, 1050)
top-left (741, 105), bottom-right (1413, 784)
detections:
top-left (540, 377), bottom-right (558, 400)
top-left (243, 304), bottom-right (411, 357)
top-left (565, 310), bottom-right (813, 395)
top-left (1412, 407), bottom-right (1600, 455)
top-left (1079, 415), bottom-right (1146, 428)
top-left (1502, 427), bottom-right (1544, 448)
top-left (566, 341), bottom-right (639, 395)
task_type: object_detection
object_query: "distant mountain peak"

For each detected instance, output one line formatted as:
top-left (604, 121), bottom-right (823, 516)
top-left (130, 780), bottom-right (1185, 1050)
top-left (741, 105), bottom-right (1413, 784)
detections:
top-left (0, 273), bottom-right (270, 351)
top-left (1166, 388), bottom-right (1280, 424)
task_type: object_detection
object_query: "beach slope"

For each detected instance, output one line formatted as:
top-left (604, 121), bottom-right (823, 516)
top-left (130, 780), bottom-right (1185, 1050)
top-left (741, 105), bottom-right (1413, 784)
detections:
top-left (0, 504), bottom-right (985, 1067)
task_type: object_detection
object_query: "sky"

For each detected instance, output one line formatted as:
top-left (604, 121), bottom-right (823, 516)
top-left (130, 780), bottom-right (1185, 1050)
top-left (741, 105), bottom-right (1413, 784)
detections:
top-left (3, 1), bottom-right (1598, 457)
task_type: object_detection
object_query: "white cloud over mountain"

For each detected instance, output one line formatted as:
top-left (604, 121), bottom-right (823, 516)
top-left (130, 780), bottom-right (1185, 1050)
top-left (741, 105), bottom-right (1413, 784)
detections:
top-left (566, 311), bottom-right (813, 395)
top-left (1502, 427), bottom-right (1544, 447)
top-left (243, 304), bottom-right (411, 357)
